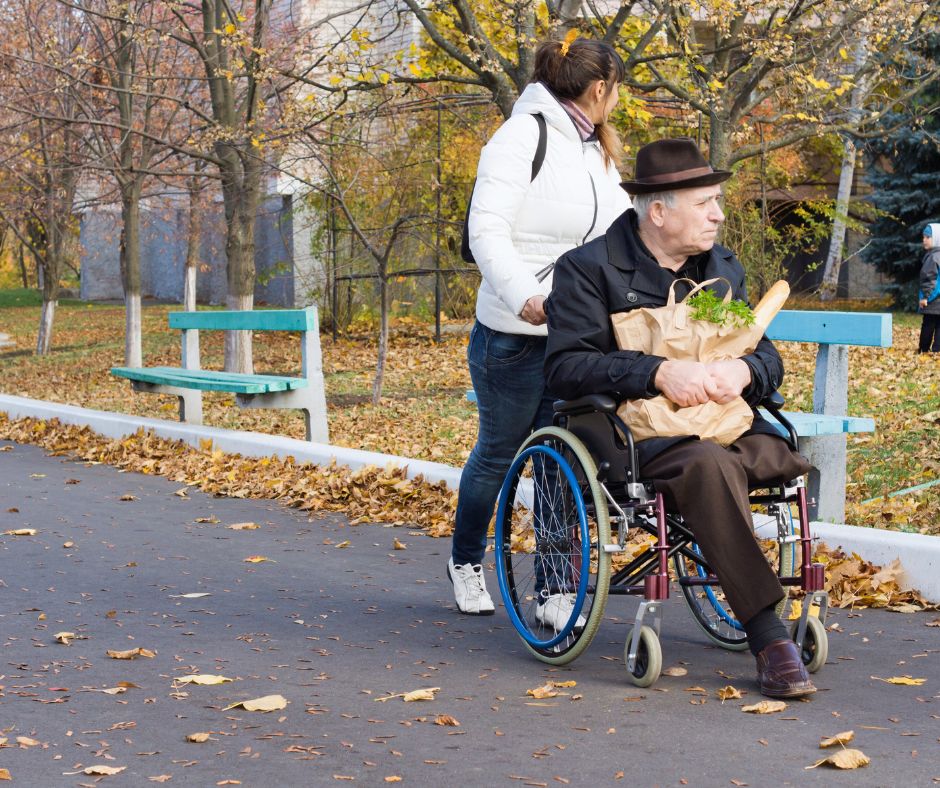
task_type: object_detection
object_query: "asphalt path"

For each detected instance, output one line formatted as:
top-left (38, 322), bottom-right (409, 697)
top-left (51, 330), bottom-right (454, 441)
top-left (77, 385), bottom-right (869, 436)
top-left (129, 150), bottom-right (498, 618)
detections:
top-left (0, 439), bottom-right (937, 787)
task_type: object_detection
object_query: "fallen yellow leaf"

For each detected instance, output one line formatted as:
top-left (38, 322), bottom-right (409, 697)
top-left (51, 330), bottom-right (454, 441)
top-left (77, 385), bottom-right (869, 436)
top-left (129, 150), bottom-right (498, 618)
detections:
top-left (81, 765), bottom-right (127, 776)
top-left (176, 674), bottom-right (232, 686)
top-left (186, 731), bottom-right (212, 743)
top-left (662, 666), bottom-right (688, 677)
top-left (871, 676), bottom-right (926, 686)
top-left (119, 495), bottom-right (137, 501)
top-left (526, 682), bottom-right (558, 699)
top-left (223, 694), bottom-right (288, 712)
top-left (62, 541), bottom-right (74, 548)
top-left (393, 537), bottom-right (407, 550)
top-left (106, 647), bottom-right (156, 660)
top-left (174, 488), bottom-right (190, 497)
top-left (228, 522), bottom-right (259, 530)
top-left (820, 730), bottom-right (855, 748)
top-left (148, 776), bottom-right (172, 783)
top-left (169, 592), bottom-right (212, 599)
top-left (334, 540), bottom-right (351, 549)
top-left (806, 749), bottom-right (870, 770)
top-left (717, 685), bottom-right (743, 701)
top-left (403, 687), bottom-right (439, 702)
top-left (243, 555), bottom-right (274, 563)
top-left (4, 528), bottom-right (37, 536)
top-left (16, 736), bottom-right (40, 747)
top-left (385, 778), bottom-right (402, 783)
top-left (55, 631), bottom-right (79, 645)
top-left (434, 714), bottom-right (460, 727)
top-left (741, 700), bottom-right (787, 714)
top-left (552, 680), bottom-right (577, 688)
top-left (787, 600), bottom-right (820, 621)
top-left (0, 768), bottom-right (10, 781)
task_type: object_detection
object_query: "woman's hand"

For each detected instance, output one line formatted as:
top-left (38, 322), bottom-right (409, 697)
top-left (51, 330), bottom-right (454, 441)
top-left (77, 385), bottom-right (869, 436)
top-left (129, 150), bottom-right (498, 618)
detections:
top-left (520, 295), bottom-right (547, 325)
top-left (921, 298), bottom-right (929, 309)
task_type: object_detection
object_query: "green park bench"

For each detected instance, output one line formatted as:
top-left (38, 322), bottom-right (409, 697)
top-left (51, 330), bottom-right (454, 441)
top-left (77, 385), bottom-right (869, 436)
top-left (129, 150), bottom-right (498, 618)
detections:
top-left (467, 310), bottom-right (892, 523)
top-left (112, 307), bottom-right (329, 443)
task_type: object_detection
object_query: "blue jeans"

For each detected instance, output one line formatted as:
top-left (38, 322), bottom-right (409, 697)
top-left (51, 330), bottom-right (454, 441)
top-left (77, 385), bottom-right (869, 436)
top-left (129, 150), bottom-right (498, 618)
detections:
top-left (452, 321), bottom-right (555, 566)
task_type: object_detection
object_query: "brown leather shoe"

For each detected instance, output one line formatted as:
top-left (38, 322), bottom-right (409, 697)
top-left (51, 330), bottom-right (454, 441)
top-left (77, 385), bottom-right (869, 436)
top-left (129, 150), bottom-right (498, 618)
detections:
top-left (756, 639), bottom-right (817, 698)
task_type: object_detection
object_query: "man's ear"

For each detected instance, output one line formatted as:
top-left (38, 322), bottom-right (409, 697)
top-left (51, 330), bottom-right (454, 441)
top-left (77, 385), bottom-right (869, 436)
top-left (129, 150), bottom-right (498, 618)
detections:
top-left (648, 199), bottom-right (667, 228)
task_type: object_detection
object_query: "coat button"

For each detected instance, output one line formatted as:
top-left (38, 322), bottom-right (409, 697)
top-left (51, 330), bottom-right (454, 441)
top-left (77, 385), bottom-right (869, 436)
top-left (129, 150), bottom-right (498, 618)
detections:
top-left (627, 292), bottom-right (638, 303)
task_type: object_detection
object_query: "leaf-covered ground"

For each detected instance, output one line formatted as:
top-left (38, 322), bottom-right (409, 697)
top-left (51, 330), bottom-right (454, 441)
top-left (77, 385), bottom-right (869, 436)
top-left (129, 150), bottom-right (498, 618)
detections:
top-left (0, 300), bottom-right (937, 533)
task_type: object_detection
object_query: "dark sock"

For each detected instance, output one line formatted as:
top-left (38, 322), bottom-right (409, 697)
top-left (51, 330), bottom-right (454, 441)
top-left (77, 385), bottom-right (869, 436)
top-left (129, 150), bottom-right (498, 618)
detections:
top-left (744, 606), bottom-right (790, 657)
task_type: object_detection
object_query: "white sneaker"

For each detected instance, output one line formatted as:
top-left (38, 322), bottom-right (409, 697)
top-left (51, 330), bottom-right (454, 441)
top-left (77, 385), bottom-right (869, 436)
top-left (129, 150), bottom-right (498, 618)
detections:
top-left (448, 558), bottom-right (495, 616)
top-left (536, 593), bottom-right (586, 632)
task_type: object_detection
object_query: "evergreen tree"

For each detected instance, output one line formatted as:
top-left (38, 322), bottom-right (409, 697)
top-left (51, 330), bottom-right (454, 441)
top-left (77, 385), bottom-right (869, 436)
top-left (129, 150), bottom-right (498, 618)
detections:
top-left (863, 40), bottom-right (940, 308)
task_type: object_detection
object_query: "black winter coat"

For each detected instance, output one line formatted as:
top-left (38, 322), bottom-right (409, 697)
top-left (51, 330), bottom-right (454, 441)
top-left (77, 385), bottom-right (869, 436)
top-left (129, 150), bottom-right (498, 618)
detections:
top-left (544, 209), bottom-right (786, 465)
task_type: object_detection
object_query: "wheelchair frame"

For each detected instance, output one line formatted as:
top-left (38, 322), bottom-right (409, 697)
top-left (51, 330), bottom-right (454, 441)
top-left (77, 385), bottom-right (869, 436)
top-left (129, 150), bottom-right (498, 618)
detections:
top-left (494, 393), bottom-right (830, 687)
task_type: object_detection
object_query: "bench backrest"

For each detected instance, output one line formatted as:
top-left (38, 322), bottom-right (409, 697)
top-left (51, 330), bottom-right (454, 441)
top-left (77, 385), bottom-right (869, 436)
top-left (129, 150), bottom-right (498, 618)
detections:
top-left (766, 310), bottom-right (892, 347)
top-left (169, 308), bottom-right (317, 332)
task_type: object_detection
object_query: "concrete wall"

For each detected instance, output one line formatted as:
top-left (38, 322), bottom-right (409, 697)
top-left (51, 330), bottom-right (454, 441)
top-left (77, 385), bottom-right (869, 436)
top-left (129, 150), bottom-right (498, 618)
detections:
top-left (80, 194), bottom-right (300, 307)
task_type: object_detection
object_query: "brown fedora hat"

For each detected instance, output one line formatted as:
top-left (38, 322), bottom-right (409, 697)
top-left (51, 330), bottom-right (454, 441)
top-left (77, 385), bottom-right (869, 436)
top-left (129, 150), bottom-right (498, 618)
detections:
top-left (621, 138), bottom-right (731, 195)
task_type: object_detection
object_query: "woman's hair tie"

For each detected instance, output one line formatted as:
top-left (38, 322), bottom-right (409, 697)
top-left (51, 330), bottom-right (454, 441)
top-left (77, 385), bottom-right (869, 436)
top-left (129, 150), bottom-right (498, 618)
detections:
top-left (560, 28), bottom-right (578, 56)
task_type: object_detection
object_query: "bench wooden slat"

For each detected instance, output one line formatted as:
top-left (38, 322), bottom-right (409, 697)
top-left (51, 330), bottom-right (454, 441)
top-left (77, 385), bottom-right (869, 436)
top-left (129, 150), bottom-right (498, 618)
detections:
top-left (112, 366), bottom-right (308, 394)
top-left (760, 410), bottom-right (875, 437)
top-left (169, 309), bottom-right (317, 332)
top-left (767, 310), bottom-right (892, 347)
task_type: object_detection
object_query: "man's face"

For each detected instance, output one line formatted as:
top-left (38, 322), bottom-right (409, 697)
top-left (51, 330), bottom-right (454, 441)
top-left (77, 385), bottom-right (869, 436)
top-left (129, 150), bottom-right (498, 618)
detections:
top-left (924, 234), bottom-right (933, 251)
top-left (659, 185), bottom-right (725, 256)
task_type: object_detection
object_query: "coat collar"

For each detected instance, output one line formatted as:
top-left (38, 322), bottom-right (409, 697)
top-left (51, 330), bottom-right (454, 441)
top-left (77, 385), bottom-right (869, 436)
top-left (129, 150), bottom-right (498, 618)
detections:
top-left (605, 209), bottom-right (736, 293)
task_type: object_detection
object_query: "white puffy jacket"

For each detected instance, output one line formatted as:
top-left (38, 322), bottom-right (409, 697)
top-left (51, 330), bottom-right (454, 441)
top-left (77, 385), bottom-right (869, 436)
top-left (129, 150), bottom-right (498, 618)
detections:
top-left (468, 81), bottom-right (631, 336)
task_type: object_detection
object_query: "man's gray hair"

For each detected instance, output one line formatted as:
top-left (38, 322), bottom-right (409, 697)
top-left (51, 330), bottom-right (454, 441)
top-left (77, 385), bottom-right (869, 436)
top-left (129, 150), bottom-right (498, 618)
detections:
top-left (632, 190), bottom-right (677, 219)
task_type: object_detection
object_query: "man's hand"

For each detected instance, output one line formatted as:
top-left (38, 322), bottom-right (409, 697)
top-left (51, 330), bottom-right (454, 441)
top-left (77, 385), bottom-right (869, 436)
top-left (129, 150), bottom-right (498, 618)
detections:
top-left (704, 359), bottom-right (752, 404)
top-left (654, 360), bottom-right (718, 407)
top-left (920, 298), bottom-right (929, 310)
top-left (520, 295), bottom-right (546, 326)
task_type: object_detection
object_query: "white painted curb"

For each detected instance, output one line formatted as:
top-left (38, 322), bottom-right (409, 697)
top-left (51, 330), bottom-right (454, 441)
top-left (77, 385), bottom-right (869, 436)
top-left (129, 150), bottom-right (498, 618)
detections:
top-left (0, 394), bottom-right (463, 490)
top-left (2, 394), bottom-right (938, 602)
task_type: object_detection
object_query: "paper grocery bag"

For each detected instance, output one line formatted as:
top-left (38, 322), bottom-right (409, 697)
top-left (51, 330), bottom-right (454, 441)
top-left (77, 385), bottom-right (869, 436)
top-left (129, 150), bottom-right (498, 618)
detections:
top-left (610, 279), bottom-right (789, 446)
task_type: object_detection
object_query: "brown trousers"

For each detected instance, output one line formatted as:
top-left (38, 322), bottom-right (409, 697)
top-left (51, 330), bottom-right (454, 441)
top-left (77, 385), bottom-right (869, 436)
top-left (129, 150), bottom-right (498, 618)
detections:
top-left (641, 433), bottom-right (812, 624)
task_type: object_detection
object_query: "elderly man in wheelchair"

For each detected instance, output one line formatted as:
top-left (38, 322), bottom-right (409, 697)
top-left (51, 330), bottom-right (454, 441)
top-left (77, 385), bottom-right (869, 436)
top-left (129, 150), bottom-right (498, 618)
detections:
top-left (492, 139), bottom-right (828, 697)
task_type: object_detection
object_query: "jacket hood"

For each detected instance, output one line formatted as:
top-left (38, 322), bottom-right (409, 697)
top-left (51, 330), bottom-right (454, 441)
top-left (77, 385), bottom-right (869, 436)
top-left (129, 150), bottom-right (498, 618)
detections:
top-left (925, 222), bottom-right (940, 250)
top-left (512, 82), bottom-right (582, 142)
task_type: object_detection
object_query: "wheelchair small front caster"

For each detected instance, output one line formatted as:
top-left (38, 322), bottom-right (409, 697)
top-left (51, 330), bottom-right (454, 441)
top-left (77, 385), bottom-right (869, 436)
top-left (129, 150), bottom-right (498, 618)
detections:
top-left (625, 625), bottom-right (662, 688)
top-left (790, 616), bottom-right (828, 673)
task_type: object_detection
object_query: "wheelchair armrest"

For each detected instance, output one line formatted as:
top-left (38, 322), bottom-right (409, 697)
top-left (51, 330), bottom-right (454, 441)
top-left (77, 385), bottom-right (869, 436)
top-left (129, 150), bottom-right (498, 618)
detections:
top-left (762, 390), bottom-right (785, 410)
top-left (553, 394), bottom-right (618, 415)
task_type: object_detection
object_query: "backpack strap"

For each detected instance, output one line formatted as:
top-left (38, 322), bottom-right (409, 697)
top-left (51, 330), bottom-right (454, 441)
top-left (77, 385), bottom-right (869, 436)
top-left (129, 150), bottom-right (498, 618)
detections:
top-left (531, 113), bottom-right (547, 181)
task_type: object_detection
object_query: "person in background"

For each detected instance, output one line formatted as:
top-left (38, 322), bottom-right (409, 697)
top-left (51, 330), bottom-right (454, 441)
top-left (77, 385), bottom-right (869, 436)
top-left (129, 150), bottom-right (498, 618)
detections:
top-left (918, 223), bottom-right (940, 353)
top-left (449, 36), bottom-right (631, 623)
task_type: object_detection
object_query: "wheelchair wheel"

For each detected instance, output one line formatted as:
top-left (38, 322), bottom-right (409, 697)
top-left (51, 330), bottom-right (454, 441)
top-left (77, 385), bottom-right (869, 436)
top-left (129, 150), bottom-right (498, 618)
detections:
top-left (791, 615), bottom-right (828, 673)
top-left (495, 426), bottom-right (611, 665)
top-left (625, 625), bottom-right (662, 688)
top-left (674, 507), bottom-right (796, 651)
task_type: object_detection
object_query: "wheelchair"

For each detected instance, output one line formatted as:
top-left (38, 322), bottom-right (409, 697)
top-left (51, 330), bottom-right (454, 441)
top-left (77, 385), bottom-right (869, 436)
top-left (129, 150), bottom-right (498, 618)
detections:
top-left (494, 393), bottom-right (829, 687)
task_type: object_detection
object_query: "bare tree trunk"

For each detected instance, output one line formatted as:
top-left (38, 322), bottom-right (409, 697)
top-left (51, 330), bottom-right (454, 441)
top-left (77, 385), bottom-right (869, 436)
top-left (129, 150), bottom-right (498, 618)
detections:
top-left (120, 183), bottom-right (143, 366)
top-left (818, 139), bottom-right (857, 301)
top-left (184, 170), bottom-right (203, 312)
top-left (37, 297), bottom-right (56, 354)
top-left (37, 240), bottom-right (59, 355)
top-left (371, 271), bottom-right (388, 405)
top-left (17, 244), bottom-right (29, 288)
top-left (819, 30), bottom-right (869, 302)
top-left (222, 197), bottom-right (256, 373)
